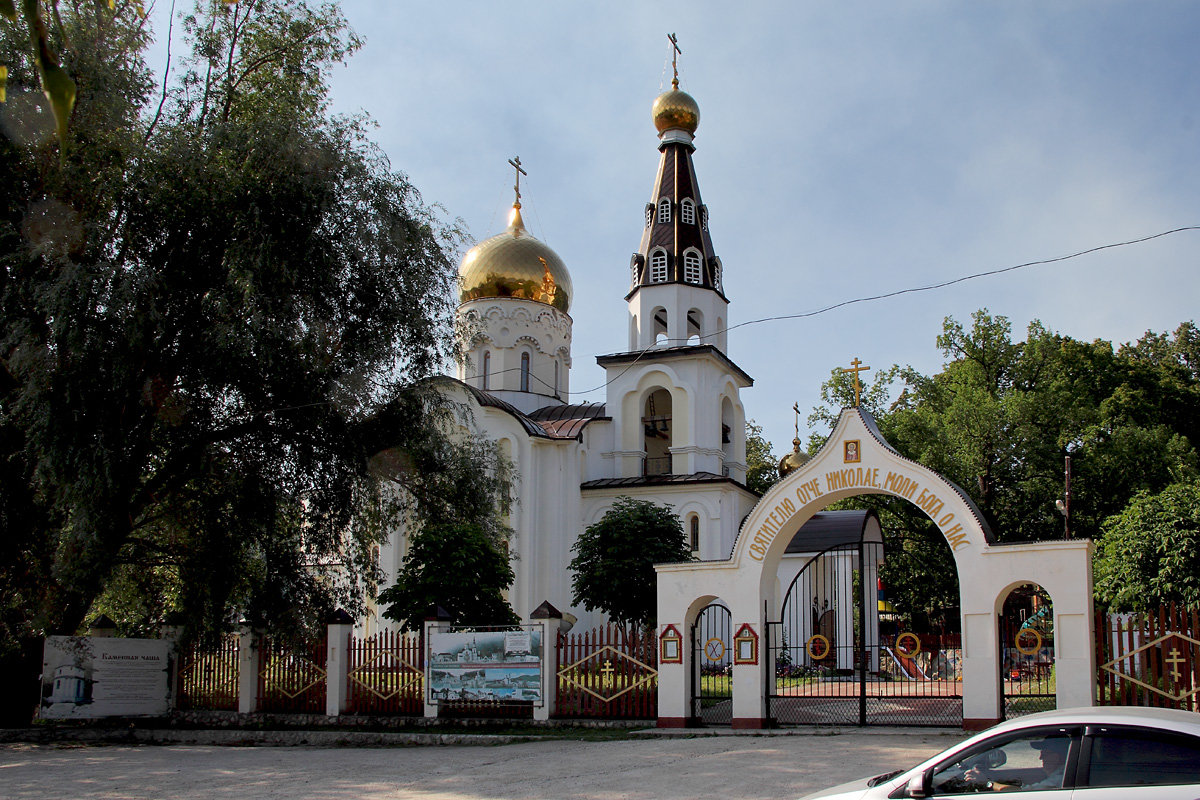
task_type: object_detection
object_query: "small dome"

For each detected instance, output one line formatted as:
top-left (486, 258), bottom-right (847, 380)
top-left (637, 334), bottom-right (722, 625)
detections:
top-left (652, 84), bottom-right (700, 135)
top-left (778, 438), bottom-right (811, 478)
top-left (459, 205), bottom-right (572, 313)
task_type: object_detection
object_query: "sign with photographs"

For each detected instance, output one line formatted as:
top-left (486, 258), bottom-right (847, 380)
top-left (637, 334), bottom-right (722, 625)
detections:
top-left (428, 627), bottom-right (542, 705)
top-left (40, 636), bottom-right (170, 719)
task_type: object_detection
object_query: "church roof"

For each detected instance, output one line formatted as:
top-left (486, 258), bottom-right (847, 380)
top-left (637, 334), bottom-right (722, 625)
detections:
top-left (581, 471), bottom-right (748, 491)
top-left (596, 343), bottom-right (753, 386)
top-left (450, 379), bottom-right (605, 442)
top-left (627, 82), bottom-right (726, 301)
top-left (526, 402), bottom-right (608, 439)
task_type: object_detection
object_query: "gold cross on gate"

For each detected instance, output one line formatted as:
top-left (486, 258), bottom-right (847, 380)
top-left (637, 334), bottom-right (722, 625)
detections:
top-left (842, 358), bottom-right (871, 407)
top-left (1166, 646), bottom-right (1186, 684)
top-left (668, 33), bottom-right (681, 88)
top-left (600, 659), bottom-right (615, 690)
top-left (508, 156), bottom-right (527, 208)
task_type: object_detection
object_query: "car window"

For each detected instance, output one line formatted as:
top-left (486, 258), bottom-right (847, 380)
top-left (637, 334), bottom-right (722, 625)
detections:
top-left (929, 731), bottom-right (1074, 794)
top-left (1086, 727), bottom-right (1200, 788)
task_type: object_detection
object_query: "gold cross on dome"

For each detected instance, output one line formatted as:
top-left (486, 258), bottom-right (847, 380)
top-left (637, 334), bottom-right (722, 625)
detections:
top-left (508, 156), bottom-right (527, 208)
top-left (792, 402), bottom-right (802, 439)
top-left (668, 33), bottom-right (681, 88)
top-left (841, 357), bottom-right (871, 407)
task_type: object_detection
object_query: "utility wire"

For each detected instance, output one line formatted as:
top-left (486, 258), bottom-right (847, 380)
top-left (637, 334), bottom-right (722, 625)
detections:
top-left (461, 226), bottom-right (1199, 399)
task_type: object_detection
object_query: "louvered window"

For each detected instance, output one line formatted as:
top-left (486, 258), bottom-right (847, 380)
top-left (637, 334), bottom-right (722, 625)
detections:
top-left (681, 198), bottom-right (696, 225)
top-left (650, 251), bottom-right (668, 283)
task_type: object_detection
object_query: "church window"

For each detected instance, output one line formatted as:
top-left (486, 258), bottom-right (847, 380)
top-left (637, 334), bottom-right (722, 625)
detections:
top-left (657, 198), bottom-right (671, 224)
top-left (630, 255), bottom-right (641, 287)
top-left (645, 205), bottom-right (652, 228)
top-left (681, 198), bottom-right (696, 225)
top-left (683, 251), bottom-right (702, 284)
top-left (712, 257), bottom-right (723, 291)
top-left (482, 351), bottom-right (491, 390)
top-left (520, 352), bottom-right (530, 392)
top-left (701, 205), bottom-right (709, 231)
top-left (650, 250), bottom-right (668, 283)
top-left (689, 516), bottom-right (700, 552)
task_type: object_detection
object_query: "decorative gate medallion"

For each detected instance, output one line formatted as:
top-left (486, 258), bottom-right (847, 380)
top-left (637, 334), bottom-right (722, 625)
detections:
top-left (1101, 631), bottom-right (1200, 704)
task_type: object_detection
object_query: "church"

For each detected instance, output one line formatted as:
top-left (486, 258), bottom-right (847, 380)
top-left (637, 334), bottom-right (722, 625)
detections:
top-left (370, 68), bottom-right (769, 632)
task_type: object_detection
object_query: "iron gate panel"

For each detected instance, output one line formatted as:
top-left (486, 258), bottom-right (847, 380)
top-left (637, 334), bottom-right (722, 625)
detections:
top-left (1001, 592), bottom-right (1054, 719)
top-left (768, 539), bottom-right (962, 726)
top-left (691, 603), bottom-right (732, 725)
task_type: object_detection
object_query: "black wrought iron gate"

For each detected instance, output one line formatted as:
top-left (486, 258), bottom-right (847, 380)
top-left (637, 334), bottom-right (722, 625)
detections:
top-left (767, 539), bottom-right (962, 726)
top-left (691, 603), bottom-right (732, 725)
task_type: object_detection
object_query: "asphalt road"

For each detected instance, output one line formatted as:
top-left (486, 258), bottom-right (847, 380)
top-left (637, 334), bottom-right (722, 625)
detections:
top-left (0, 730), bottom-right (967, 800)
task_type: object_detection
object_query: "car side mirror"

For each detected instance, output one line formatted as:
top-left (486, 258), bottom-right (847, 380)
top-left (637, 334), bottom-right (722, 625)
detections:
top-left (902, 773), bottom-right (928, 798)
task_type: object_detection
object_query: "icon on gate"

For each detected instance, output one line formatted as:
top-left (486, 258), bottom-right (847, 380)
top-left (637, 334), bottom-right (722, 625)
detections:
top-left (806, 634), bottom-right (830, 661)
top-left (704, 637), bottom-right (726, 662)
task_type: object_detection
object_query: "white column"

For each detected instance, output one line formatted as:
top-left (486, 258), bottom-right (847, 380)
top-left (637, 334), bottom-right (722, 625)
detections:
top-left (325, 615), bottom-right (354, 717)
top-left (237, 626), bottom-right (261, 714)
top-left (835, 553), bottom-right (854, 671)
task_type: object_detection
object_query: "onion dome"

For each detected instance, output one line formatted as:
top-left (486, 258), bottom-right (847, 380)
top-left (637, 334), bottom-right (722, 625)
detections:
top-left (652, 79), bottom-right (700, 136)
top-left (777, 438), bottom-right (811, 478)
top-left (459, 204), bottom-right (573, 313)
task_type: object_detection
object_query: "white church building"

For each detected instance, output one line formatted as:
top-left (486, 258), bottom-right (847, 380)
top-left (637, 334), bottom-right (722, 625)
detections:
top-left (370, 74), bottom-right (763, 631)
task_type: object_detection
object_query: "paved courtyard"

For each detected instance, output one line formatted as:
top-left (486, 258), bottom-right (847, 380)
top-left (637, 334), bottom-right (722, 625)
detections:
top-left (0, 730), bottom-right (967, 800)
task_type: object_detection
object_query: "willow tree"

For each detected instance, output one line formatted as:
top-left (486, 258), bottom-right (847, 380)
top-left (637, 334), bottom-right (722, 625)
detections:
top-left (1, 1), bottom-right (493, 652)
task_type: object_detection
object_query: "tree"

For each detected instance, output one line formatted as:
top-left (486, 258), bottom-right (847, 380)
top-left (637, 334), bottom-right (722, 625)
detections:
top-left (744, 419), bottom-right (779, 495)
top-left (568, 496), bottom-right (692, 628)
top-left (378, 520), bottom-right (519, 632)
top-left (1094, 482), bottom-right (1200, 611)
top-left (0, 0), bottom-right (478, 651)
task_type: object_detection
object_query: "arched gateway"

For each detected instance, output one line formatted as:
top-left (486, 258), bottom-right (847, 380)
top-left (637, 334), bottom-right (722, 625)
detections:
top-left (655, 407), bottom-right (1094, 730)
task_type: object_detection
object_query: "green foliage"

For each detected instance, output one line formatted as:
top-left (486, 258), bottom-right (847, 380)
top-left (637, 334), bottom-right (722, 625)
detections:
top-left (378, 520), bottom-right (519, 633)
top-left (744, 419), bottom-right (779, 495)
top-left (0, 1), bottom-right (475, 650)
top-left (568, 496), bottom-right (693, 628)
top-left (807, 311), bottom-right (1200, 617)
top-left (1094, 481), bottom-right (1200, 611)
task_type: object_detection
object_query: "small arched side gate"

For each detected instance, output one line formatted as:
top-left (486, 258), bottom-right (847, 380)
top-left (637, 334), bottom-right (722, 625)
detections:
top-left (691, 603), bottom-right (732, 725)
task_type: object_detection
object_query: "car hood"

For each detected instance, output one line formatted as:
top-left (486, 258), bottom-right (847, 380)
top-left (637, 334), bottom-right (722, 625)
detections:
top-left (796, 776), bottom-right (873, 800)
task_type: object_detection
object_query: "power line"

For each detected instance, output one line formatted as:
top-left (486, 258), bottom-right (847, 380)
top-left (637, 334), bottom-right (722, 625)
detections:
top-left (461, 226), bottom-right (1199, 398)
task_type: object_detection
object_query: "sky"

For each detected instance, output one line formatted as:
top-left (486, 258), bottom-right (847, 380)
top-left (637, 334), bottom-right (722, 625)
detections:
top-left (153, 1), bottom-right (1200, 455)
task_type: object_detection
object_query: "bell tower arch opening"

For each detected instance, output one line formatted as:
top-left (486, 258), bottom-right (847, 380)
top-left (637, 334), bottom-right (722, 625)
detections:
top-left (642, 387), bottom-right (673, 475)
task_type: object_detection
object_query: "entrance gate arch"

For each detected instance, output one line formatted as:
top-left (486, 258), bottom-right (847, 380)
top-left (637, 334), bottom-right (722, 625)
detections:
top-left (654, 407), bottom-right (1094, 730)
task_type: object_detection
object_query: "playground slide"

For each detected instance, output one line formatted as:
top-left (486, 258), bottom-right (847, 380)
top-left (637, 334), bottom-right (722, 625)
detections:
top-left (883, 646), bottom-right (929, 681)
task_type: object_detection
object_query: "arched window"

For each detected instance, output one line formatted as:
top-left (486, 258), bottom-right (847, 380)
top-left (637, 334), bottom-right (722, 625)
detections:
top-left (681, 198), bottom-right (696, 225)
top-left (701, 205), bottom-right (709, 231)
top-left (650, 250), bottom-right (668, 283)
top-left (683, 250), bottom-right (702, 284)
top-left (657, 198), bottom-right (671, 224)
top-left (645, 205), bottom-right (652, 228)
top-left (630, 255), bottom-right (640, 287)
top-left (482, 351), bottom-right (491, 390)
top-left (689, 516), bottom-right (700, 552)
top-left (712, 257), bottom-right (723, 291)
top-left (520, 352), bottom-right (530, 392)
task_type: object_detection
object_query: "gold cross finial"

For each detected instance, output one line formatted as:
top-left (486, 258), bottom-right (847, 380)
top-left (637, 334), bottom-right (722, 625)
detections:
top-left (792, 402), bottom-right (802, 439)
top-left (841, 358), bottom-right (871, 407)
top-left (668, 33), bottom-right (681, 89)
top-left (508, 156), bottom-right (527, 208)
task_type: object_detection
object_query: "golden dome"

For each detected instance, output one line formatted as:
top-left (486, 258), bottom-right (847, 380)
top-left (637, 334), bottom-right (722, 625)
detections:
top-left (777, 438), bottom-right (811, 478)
top-left (652, 83), bottom-right (700, 135)
top-left (458, 205), bottom-right (572, 313)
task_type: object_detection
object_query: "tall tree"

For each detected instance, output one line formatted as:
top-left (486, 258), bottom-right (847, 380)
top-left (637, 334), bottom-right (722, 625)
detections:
top-left (0, 1), bottom-right (477, 649)
top-left (568, 496), bottom-right (692, 629)
top-left (744, 419), bottom-right (779, 495)
top-left (1094, 481), bottom-right (1200, 611)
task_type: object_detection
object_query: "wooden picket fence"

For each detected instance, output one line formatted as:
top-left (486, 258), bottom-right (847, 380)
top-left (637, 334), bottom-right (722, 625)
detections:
top-left (1096, 604), bottom-right (1200, 711)
top-left (177, 635), bottom-right (239, 711)
top-left (257, 634), bottom-right (328, 713)
top-left (555, 624), bottom-right (657, 719)
top-left (346, 628), bottom-right (424, 715)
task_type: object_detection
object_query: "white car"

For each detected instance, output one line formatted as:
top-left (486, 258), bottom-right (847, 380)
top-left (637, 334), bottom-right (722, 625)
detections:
top-left (800, 706), bottom-right (1200, 799)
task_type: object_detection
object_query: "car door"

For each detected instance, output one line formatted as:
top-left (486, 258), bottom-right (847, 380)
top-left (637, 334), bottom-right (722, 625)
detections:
top-left (921, 726), bottom-right (1079, 797)
top-left (1071, 724), bottom-right (1200, 799)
